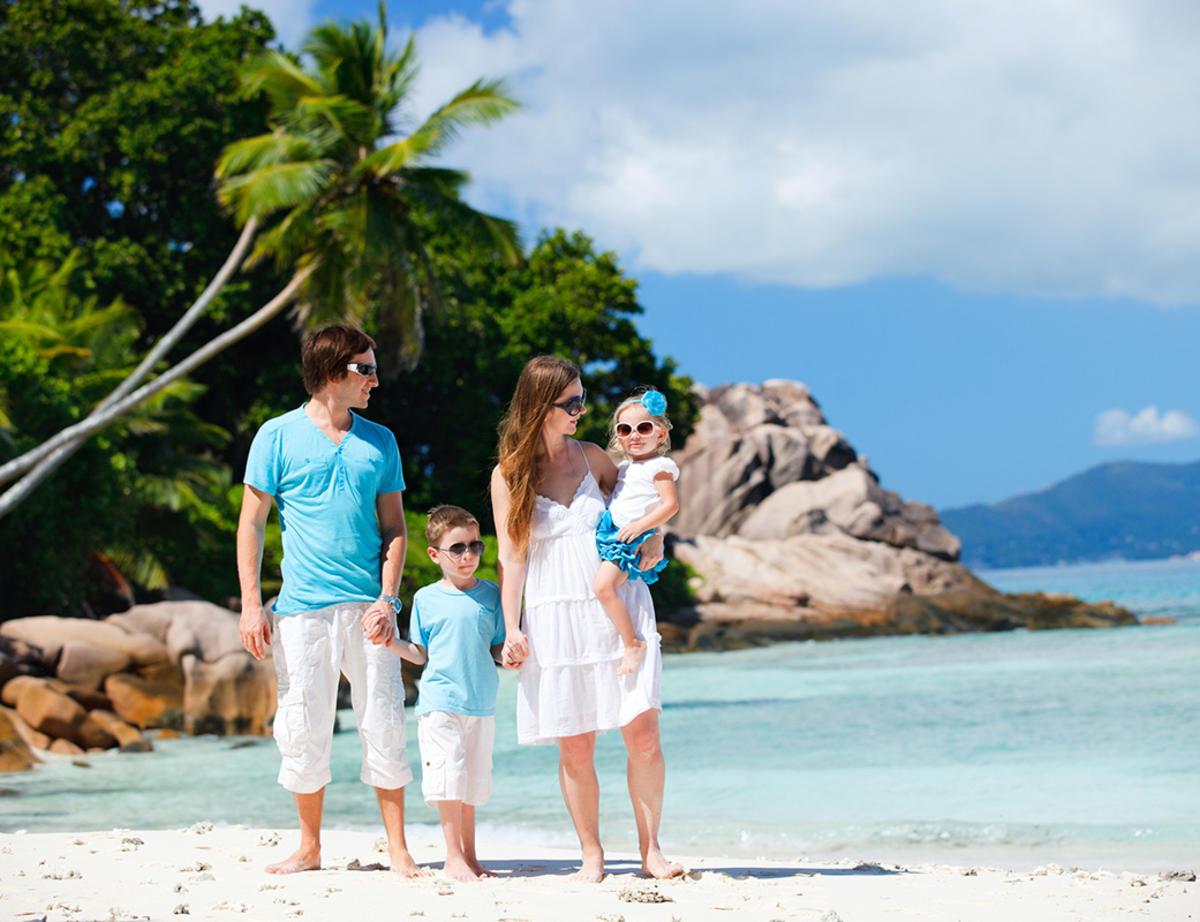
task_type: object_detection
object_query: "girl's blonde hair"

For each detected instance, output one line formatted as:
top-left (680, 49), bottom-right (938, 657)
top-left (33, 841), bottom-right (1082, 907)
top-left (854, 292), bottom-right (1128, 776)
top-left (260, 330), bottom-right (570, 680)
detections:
top-left (608, 388), bottom-right (673, 458)
top-left (496, 355), bottom-right (582, 554)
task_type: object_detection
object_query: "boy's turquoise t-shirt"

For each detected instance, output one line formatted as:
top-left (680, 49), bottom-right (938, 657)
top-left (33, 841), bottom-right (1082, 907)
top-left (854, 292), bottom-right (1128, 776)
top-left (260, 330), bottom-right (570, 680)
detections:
top-left (410, 579), bottom-right (506, 717)
top-left (243, 405), bottom-right (405, 616)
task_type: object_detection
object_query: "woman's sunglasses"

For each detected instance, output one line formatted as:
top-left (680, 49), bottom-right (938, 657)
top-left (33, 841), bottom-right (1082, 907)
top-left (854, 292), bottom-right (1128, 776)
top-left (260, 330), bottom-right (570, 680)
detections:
top-left (551, 389), bottom-right (587, 417)
top-left (434, 540), bottom-right (485, 559)
top-left (615, 420), bottom-right (658, 438)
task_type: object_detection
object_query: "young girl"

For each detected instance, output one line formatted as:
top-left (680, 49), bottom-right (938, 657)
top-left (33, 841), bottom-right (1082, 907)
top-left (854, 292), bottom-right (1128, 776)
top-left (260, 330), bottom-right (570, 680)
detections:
top-left (594, 389), bottom-right (680, 676)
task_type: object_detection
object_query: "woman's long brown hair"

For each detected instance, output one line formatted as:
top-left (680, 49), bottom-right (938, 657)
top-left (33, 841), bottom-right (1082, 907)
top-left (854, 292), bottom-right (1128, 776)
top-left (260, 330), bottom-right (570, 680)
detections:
top-left (496, 355), bottom-right (582, 555)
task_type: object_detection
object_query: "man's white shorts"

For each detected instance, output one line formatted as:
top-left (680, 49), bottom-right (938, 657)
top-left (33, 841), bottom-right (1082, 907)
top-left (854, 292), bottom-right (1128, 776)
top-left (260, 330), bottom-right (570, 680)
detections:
top-left (417, 711), bottom-right (495, 806)
top-left (272, 602), bottom-right (412, 794)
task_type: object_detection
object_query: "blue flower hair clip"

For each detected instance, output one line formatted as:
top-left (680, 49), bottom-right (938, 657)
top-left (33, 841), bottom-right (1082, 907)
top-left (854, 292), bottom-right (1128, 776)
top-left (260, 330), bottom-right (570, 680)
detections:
top-left (641, 390), bottom-right (668, 416)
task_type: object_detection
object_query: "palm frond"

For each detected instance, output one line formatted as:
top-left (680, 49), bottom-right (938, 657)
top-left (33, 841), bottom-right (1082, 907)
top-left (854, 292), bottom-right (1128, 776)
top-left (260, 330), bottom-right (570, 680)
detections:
top-left (216, 132), bottom-right (325, 177)
top-left (240, 50), bottom-right (327, 114)
top-left (218, 160), bottom-right (334, 225)
top-left (404, 78), bottom-right (518, 159)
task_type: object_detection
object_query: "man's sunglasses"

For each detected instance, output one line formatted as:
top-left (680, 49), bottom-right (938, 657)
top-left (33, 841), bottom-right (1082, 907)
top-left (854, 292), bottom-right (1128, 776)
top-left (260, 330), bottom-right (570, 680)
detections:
top-left (616, 420), bottom-right (658, 437)
top-left (551, 389), bottom-right (587, 417)
top-left (347, 362), bottom-right (379, 377)
top-left (434, 540), bottom-right (485, 559)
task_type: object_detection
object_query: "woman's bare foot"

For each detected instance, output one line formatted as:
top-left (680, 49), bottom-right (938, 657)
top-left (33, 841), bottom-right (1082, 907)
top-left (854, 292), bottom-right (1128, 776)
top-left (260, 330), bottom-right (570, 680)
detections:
top-left (266, 847), bottom-right (321, 874)
top-left (617, 639), bottom-right (646, 676)
top-left (642, 847), bottom-right (684, 879)
top-left (466, 858), bottom-right (491, 878)
top-left (568, 849), bottom-right (606, 882)
top-left (389, 846), bottom-right (426, 878)
top-left (442, 854), bottom-right (479, 882)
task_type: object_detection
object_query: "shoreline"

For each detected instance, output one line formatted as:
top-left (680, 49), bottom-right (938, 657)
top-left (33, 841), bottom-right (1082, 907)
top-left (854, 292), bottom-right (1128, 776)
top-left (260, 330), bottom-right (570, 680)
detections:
top-left (1, 827), bottom-right (1194, 922)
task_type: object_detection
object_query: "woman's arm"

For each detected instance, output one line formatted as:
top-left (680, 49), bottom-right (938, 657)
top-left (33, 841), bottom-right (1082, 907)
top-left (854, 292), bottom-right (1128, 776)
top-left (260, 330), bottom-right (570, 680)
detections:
top-left (583, 441), bottom-right (620, 495)
top-left (490, 465), bottom-right (529, 668)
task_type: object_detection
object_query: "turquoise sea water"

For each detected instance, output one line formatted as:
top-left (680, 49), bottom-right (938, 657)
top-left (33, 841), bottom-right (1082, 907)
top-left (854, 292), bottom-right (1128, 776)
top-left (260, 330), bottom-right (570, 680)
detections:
top-left (3, 558), bottom-right (1198, 868)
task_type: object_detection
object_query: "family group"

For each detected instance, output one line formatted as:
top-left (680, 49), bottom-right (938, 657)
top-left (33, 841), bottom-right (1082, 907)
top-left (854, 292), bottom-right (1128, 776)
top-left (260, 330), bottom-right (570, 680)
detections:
top-left (236, 325), bottom-right (684, 882)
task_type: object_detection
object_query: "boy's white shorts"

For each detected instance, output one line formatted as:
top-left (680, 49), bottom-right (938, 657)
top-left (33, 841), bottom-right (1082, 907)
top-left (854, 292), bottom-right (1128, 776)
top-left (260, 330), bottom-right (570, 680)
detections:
top-left (271, 602), bottom-right (412, 794)
top-left (417, 711), bottom-right (495, 806)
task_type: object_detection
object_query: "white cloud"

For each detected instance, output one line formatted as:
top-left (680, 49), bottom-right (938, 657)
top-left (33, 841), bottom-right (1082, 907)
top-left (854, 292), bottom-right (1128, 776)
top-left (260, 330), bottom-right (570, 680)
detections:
top-left (1093, 407), bottom-right (1200, 445)
top-left (407, 0), bottom-right (1200, 304)
top-left (196, 0), bottom-right (317, 51)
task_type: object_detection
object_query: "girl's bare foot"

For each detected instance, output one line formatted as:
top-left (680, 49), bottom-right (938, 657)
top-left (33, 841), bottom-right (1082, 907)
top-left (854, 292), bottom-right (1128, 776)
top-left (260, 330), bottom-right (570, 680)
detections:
top-left (266, 847), bottom-right (321, 874)
top-left (642, 847), bottom-right (684, 879)
top-left (389, 846), bottom-right (426, 878)
top-left (443, 854), bottom-right (479, 881)
top-left (617, 639), bottom-right (646, 676)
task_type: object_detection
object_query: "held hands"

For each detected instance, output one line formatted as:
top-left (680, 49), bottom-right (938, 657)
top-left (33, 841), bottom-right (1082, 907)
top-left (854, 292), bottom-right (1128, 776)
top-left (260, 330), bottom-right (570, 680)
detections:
top-left (502, 629), bottom-right (529, 670)
top-left (637, 532), bottom-right (665, 571)
top-left (239, 605), bottom-right (271, 661)
top-left (361, 601), bottom-right (396, 646)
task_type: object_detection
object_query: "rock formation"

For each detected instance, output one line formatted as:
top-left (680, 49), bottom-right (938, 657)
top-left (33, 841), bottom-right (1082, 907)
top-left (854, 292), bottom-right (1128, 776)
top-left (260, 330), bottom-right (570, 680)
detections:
top-left (664, 381), bottom-right (1136, 648)
top-left (0, 601), bottom-right (276, 770)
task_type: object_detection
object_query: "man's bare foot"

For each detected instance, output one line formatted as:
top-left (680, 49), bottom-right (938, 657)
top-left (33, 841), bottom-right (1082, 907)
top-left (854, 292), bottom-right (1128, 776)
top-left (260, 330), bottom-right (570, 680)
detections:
top-left (642, 847), bottom-right (684, 879)
top-left (443, 854), bottom-right (480, 882)
top-left (389, 846), bottom-right (425, 878)
top-left (617, 639), bottom-right (645, 676)
top-left (568, 851), bottom-right (606, 882)
top-left (266, 847), bottom-right (321, 874)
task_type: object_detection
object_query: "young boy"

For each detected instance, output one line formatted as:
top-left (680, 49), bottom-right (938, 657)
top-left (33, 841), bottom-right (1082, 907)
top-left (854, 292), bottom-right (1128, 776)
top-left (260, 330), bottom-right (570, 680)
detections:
top-left (386, 505), bottom-right (505, 881)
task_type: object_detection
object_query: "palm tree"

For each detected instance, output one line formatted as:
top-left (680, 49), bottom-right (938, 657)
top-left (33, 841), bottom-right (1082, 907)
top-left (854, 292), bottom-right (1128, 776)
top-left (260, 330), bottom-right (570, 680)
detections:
top-left (0, 5), bottom-right (518, 517)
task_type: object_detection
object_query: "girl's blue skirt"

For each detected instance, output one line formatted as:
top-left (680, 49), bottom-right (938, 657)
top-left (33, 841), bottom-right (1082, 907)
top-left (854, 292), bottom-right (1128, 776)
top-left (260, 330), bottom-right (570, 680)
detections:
top-left (595, 509), bottom-right (669, 584)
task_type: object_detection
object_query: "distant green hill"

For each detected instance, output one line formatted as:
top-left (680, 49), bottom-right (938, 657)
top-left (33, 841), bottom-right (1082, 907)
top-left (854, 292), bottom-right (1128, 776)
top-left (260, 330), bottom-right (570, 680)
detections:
top-left (940, 460), bottom-right (1200, 568)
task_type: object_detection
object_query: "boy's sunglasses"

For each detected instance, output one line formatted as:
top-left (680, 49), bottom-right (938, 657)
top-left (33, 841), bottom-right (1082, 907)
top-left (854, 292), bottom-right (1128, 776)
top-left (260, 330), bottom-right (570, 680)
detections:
top-left (551, 389), bottom-right (587, 417)
top-left (346, 362), bottom-right (379, 377)
top-left (434, 540), bottom-right (485, 559)
top-left (616, 420), bottom-right (658, 437)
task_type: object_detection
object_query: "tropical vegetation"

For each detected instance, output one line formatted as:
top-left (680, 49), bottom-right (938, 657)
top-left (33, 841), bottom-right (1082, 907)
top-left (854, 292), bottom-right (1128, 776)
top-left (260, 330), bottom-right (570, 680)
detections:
top-left (0, 0), bottom-right (697, 619)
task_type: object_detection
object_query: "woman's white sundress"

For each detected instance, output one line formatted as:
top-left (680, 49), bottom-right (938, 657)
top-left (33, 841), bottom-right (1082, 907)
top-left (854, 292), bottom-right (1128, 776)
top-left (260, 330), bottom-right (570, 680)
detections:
top-left (516, 455), bottom-right (663, 745)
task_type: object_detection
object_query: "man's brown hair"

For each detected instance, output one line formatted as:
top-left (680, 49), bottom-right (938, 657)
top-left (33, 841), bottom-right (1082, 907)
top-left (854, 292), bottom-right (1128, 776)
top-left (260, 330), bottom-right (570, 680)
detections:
top-left (301, 324), bottom-right (377, 395)
top-left (426, 505), bottom-right (480, 547)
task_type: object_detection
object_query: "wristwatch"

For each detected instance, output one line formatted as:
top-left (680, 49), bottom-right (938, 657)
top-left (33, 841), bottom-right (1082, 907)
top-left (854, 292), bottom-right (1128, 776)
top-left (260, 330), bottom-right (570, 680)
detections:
top-left (379, 594), bottom-right (403, 615)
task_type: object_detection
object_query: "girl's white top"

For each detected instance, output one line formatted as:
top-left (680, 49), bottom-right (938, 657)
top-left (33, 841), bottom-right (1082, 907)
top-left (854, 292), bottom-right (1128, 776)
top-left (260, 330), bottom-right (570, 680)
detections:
top-left (608, 457), bottom-right (680, 528)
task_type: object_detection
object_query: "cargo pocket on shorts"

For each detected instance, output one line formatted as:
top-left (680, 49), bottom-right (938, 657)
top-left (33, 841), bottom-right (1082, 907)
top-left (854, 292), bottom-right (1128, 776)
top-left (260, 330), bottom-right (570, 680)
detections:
top-left (421, 755), bottom-right (446, 801)
top-left (273, 688), bottom-right (309, 760)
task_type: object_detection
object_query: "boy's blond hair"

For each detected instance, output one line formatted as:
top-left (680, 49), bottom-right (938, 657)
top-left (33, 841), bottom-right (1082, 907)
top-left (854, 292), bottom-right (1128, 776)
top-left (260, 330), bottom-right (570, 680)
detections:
top-left (426, 505), bottom-right (480, 547)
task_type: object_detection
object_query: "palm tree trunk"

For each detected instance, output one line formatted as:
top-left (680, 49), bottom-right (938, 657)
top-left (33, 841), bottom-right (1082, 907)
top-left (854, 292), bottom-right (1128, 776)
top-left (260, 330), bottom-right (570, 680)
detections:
top-left (0, 265), bottom-right (312, 520)
top-left (0, 218), bottom-right (258, 487)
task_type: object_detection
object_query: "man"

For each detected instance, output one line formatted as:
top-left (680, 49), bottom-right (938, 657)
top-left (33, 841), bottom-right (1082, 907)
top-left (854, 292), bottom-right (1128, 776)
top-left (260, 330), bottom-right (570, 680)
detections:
top-left (236, 324), bottom-right (420, 876)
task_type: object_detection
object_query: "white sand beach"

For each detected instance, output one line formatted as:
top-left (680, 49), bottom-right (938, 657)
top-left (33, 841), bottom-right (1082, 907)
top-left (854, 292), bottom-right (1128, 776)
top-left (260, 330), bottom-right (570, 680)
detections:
top-left (0, 826), bottom-right (1194, 922)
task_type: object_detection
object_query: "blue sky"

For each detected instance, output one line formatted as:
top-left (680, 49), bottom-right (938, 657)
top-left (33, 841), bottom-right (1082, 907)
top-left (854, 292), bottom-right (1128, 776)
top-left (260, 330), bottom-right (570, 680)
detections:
top-left (201, 0), bottom-right (1200, 509)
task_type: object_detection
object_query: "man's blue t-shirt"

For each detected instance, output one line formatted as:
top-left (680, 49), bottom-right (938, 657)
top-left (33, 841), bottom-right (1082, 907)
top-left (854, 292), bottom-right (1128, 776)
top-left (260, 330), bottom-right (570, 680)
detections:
top-left (410, 579), bottom-right (505, 717)
top-left (243, 405), bottom-right (405, 616)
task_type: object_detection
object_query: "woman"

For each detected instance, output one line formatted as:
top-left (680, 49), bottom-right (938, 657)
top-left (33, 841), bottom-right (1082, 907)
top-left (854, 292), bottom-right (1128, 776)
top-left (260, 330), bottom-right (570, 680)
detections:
top-left (490, 356), bottom-right (683, 881)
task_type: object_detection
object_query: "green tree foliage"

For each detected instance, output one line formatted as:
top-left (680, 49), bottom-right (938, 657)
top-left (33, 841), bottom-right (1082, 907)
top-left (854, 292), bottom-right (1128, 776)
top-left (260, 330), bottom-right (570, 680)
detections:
top-left (0, 0), bottom-right (278, 328)
top-left (0, 1), bottom-right (698, 617)
top-left (215, 10), bottom-right (518, 371)
top-left (0, 253), bottom-right (230, 613)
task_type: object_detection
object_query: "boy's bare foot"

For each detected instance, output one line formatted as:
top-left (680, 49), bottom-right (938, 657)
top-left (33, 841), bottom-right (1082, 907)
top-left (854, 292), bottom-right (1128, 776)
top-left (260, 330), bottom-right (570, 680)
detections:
top-left (642, 847), bottom-right (684, 879)
top-left (568, 851), bottom-right (606, 882)
top-left (266, 847), bottom-right (321, 874)
top-left (617, 639), bottom-right (646, 676)
top-left (443, 854), bottom-right (480, 881)
top-left (389, 846), bottom-right (426, 878)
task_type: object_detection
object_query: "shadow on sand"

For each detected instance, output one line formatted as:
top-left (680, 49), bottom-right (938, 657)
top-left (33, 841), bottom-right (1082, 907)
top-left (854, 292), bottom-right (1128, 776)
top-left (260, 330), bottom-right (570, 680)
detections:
top-left (415, 857), bottom-right (905, 880)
